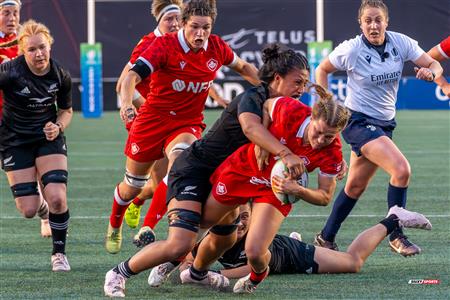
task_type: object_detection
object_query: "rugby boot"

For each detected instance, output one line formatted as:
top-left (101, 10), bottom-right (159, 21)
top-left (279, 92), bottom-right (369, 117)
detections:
top-left (133, 226), bottom-right (156, 248)
top-left (104, 269), bottom-right (126, 298)
top-left (148, 262), bottom-right (178, 287)
top-left (124, 202), bottom-right (142, 229)
top-left (180, 268), bottom-right (230, 289)
top-left (105, 223), bottom-right (122, 254)
top-left (313, 232), bottom-right (339, 251)
top-left (51, 253), bottom-right (71, 272)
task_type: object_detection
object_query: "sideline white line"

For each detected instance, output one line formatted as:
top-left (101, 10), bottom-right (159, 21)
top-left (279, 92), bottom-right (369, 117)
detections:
top-left (0, 214), bottom-right (448, 220)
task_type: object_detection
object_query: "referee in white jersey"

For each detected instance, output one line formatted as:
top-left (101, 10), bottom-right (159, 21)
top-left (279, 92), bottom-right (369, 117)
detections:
top-left (313, 0), bottom-right (442, 256)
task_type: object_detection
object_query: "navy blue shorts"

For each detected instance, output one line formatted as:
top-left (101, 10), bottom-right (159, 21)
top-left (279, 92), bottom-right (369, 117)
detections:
top-left (342, 110), bottom-right (396, 156)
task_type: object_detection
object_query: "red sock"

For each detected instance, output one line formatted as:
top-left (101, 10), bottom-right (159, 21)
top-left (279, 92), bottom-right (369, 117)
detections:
top-left (249, 268), bottom-right (269, 285)
top-left (109, 185), bottom-right (131, 228)
top-left (132, 196), bottom-right (146, 206)
top-left (142, 181), bottom-right (168, 229)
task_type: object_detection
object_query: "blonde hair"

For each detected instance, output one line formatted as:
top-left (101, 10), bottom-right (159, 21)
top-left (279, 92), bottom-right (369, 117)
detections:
top-left (17, 19), bottom-right (53, 53)
top-left (151, 0), bottom-right (182, 20)
top-left (311, 84), bottom-right (350, 131)
top-left (358, 0), bottom-right (389, 22)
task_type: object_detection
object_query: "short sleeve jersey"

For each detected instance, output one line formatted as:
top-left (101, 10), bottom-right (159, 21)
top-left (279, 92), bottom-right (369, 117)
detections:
top-left (133, 29), bottom-right (237, 121)
top-left (0, 32), bottom-right (18, 64)
top-left (437, 35), bottom-right (450, 59)
top-left (225, 97), bottom-right (343, 183)
top-left (328, 31), bottom-right (424, 120)
top-left (128, 28), bottom-right (161, 98)
top-left (190, 83), bottom-right (270, 166)
top-left (0, 56), bottom-right (72, 148)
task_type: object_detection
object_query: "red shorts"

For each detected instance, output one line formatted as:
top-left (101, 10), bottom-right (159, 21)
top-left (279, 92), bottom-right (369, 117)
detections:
top-left (210, 160), bottom-right (292, 217)
top-left (125, 110), bottom-right (204, 162)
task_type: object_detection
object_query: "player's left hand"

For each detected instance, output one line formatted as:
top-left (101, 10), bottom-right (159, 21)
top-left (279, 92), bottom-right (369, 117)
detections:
top-left (272, 174), bottom-right (302, 195)
top-left (414, 67), bottom-right (435, 82)
top-left (43, 121), bottom-right (60, 141)
top-left (255, 145), bottom-right (270, 170)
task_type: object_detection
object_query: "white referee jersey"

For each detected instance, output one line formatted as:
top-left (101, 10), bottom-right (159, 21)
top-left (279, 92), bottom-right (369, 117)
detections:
top-left (329, 31), bottom-right (424, 120)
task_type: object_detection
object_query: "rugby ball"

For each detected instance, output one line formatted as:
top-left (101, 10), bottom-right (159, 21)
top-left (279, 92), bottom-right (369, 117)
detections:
top-left (270, 159), bottom-right (308, 204)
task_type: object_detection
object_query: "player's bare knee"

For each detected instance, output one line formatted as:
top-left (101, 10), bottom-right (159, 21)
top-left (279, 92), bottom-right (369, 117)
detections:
top-left (391, 163), bottom-right (411, 186)
top-left (20, 207), bottom-right (38, 218)
top-left (47, 196), bottom-right (66, 213)
top-left (345, 181), bottom-right (367, 198)
top-left (245, 245), bottom-right (265, 263)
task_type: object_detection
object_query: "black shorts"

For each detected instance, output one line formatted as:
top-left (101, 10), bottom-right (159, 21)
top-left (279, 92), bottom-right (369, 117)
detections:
top-left (342, 110), bottom-right (397, 156)
top-left (167, 148), bottom-right (216, 205)
top-left (0, 135), bottom-right (67, 172)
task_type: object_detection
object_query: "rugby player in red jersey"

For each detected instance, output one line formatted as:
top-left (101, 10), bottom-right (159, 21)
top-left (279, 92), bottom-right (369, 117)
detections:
top-left (104, 0), bottom-right (259, 255)
top-left (179, 87), bottom-right (350, 293)
top-left (0, 0), bottom-right (51, 238)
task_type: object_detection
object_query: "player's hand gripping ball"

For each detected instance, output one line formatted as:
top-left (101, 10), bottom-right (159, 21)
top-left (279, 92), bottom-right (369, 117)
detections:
top-left (270, 159), bottom-right (308, 204)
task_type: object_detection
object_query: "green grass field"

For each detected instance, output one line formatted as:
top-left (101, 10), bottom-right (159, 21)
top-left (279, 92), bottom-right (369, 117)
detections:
top-left (0, 110), bottom-right (449, 299)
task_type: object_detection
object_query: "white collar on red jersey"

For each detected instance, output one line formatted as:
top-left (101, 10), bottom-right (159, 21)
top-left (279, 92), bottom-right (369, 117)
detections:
top-left (177, 29), bottom-right (209, 53)
top-left (154, 27), bottom-right (163, 37)
top-left (296, 116), bottom-right (311, 138)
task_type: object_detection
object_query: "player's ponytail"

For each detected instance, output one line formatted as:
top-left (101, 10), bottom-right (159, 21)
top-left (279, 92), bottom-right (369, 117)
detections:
top-left (259, 43), bottom-right (310, 84)
top-left (311, 84), bottom-right (350, 131)
top-left (182, 0), bottom-right (217, 24)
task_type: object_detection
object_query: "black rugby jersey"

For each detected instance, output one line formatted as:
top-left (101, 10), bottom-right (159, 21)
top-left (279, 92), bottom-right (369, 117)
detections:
top-left (218, 233), bottom-right (313, 274)
top-left (189, 82), bottom-right (270, 167)
top-left (0, 55), bottom-right (72, 149)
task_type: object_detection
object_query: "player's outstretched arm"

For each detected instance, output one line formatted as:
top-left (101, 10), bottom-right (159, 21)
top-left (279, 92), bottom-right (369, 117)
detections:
top-left (229, 56), bottom-right (260, 86)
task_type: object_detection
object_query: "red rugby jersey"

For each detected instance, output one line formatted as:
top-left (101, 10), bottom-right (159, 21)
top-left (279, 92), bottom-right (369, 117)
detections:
top-left (438, 35), bottom-right (450, 59)
top-left (0, 32), bottom-right (19, 119)
top-left (136, 29), bottom-right (236, 121)
top-left (128, 28), bottom-right (161, 98)
top-left (224, 97), bottom-right (343, 182)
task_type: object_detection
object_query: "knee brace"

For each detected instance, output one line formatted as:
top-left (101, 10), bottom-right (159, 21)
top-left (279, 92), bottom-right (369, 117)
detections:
top-left (209, 215), bottom-right (241, 236)
top-left (167, 208), bottom-right (201, 233)
top-left (124, 169), bottom-right (150, 188)
top-left (11, 182), bottom-right (39, 198)
top-left (41, 170), bottom-right (68, 187)
top-left (169, 143), bottom-right (190, 155)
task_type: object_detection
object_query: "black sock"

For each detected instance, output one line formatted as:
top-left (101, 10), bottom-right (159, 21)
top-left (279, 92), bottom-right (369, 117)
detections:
top-left (190, 265), bottom-right (208, 281)
top-left (49, 210), bottom-right (69, 255)
top-left (387, 184), bottom-right (408, 241)
top-left (171, 260), bottom-right (181, 267)
top-left (379, 214), bottom-right (400, 235)
top-left (113, 258), bottom-right (138, 278)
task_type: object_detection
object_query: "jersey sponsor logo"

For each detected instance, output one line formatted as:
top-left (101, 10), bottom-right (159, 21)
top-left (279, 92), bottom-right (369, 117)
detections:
top-left (280, 137), bottom-right (287, 145)
top-left (47, 83), bottom-right (59, 93)
top-left (191, 127), bottom-right (197, 134)
top-left (20, 86), bottom-right (31, 94)
top-left (171, 79), bottom-right (213, 94)
top-left (364, 55), bottom-right (371, 64)
top-left (370, 71), bottom-right (401, 86)
top-left (366, 124), bottom-right (376, 131)
top-left (30, 96), bottom-right (52, 103)
top-left (206, 58), bottom-right (218, 71)
top-left (180, 60), bottom-right (186, 70)
top-left (181, 185), bottom-right (198, 196)
top-left (216, 182), bottom-right (227, 195)
top-left (2, 155), bottom-right (15, 167)
top-left (305, 267), bottom-right (313, 274)
top-left (249, 176), bottom-right (271, 187)
top-left (131, 143), bottom-right (140, 155)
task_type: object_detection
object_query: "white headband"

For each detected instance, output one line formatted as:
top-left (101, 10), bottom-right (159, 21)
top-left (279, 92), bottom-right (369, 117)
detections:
top-left (0, 0), bottom-right (21, 7)
top-left (156, 4), bottom-right (181, 23)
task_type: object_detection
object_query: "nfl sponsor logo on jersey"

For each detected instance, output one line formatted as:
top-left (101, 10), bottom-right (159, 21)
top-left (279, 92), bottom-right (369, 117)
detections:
top-left (206, 58), bottom-right (218, 71)
top-left (216, 182), bottom-right (227, 195)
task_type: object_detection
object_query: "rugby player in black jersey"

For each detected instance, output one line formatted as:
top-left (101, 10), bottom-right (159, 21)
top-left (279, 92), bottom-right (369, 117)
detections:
top-left (0, 20), bottom-right (72, 271)
top-left (180, 202), bottom-right (430, 293)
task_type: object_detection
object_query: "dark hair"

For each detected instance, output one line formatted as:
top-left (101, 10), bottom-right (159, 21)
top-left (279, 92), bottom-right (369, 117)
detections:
top-left (182, 0), bottom-right (217, 24)
top-left (258, 43), bottom-right (310, 84)
top-left (358, 0), bottom-right (389, 22)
